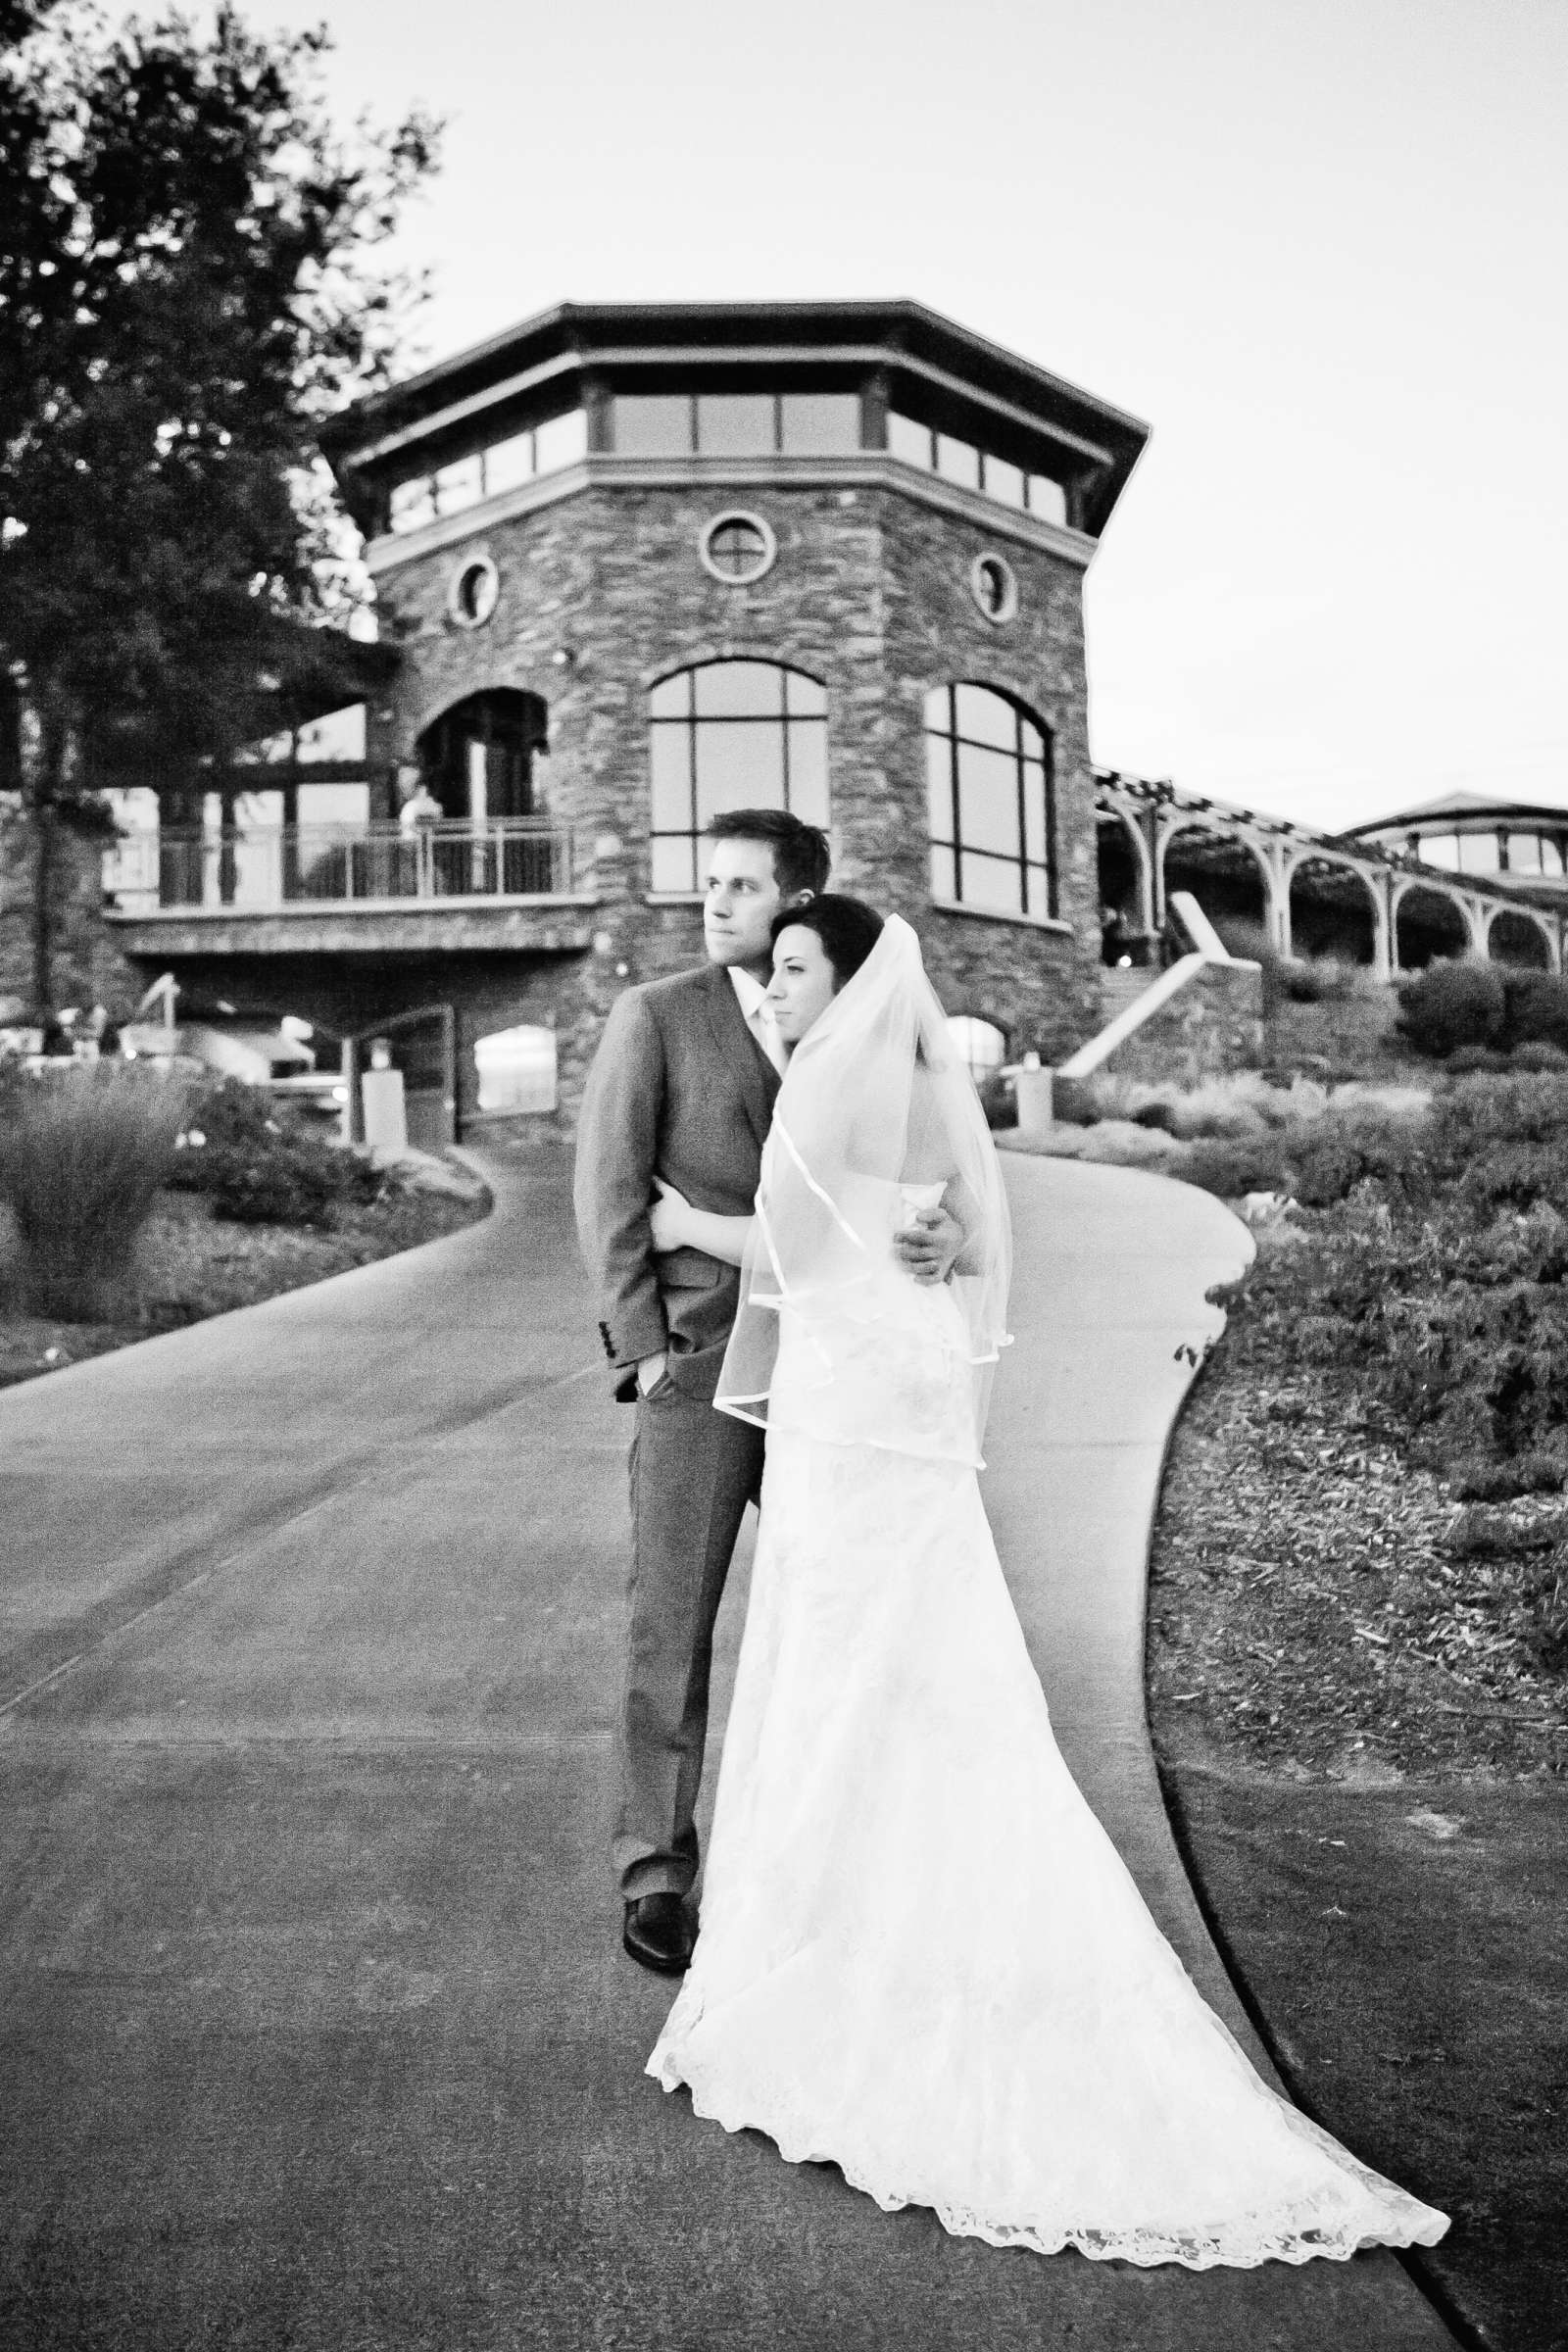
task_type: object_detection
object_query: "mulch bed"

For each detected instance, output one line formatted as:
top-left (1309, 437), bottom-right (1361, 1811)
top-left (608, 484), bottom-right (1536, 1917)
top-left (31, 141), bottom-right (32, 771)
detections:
top-left (0, 1181), bottom-right (488, 1390)
top-left (1148, 1234), bottom-right (1568, 2352)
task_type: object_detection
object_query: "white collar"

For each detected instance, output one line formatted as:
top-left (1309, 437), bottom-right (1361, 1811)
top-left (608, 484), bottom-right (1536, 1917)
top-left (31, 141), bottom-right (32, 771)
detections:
top-left (728, 964), bottom-right (769, 1018)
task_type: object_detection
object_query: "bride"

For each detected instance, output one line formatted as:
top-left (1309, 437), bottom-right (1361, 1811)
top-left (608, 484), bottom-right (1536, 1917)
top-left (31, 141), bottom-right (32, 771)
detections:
top-left (643, 894), bottom-right (1448, 2271)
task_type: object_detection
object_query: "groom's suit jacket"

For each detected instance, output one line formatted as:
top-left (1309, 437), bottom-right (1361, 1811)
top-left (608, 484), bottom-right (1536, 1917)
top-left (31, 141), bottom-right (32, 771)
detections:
top-left (573, 961), bottom-right (781, 1403)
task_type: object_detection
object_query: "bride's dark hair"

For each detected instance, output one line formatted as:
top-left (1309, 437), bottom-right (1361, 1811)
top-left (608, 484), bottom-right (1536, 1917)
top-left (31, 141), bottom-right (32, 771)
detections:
top-left (769, 893), bottom-right (884, 990)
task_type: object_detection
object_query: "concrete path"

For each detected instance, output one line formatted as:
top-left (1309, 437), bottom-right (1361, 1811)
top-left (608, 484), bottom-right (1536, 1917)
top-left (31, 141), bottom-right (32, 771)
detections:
top-left (0, 1148), bottom-right (1456, 2351)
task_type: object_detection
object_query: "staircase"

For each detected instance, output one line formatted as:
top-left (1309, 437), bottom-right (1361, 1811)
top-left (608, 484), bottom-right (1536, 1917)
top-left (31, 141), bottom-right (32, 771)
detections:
top-left (1100, 966), bottom-right (1153, 1021)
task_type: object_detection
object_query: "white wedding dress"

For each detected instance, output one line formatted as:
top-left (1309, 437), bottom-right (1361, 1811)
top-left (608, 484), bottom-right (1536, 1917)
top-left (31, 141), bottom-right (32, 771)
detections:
top-left (647, 1171), bottom-right (1449, 2270)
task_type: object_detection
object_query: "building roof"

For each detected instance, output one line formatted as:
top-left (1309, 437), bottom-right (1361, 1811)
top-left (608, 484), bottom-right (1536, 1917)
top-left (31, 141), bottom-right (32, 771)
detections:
top-left (320, 298), bottom-right (1151, 538)
top-left (1345, 791), bottom-right (1568, 836)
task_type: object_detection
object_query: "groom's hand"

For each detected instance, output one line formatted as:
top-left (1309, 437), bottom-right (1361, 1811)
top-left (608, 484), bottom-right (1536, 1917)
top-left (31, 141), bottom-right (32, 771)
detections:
top-left (894, 1204), bottom-right (962, 1286)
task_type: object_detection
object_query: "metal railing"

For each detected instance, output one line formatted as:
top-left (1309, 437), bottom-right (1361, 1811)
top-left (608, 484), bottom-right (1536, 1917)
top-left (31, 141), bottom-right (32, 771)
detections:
top-left (105, 819), bottom-right (579, 912)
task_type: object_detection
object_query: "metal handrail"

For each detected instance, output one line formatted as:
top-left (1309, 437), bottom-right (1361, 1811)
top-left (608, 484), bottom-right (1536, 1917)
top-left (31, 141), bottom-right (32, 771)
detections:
top-left (105, 818), bottom-right (578, 912)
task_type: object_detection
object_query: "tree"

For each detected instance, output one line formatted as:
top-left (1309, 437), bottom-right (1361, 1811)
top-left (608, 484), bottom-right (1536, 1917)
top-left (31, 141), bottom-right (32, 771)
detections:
top-left (0, 2), bottom-right (439, 1011)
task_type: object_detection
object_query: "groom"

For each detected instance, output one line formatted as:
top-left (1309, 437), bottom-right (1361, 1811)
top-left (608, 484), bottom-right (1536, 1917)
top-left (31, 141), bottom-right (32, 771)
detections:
top-left (574, 809), bottom-right (957, 1974)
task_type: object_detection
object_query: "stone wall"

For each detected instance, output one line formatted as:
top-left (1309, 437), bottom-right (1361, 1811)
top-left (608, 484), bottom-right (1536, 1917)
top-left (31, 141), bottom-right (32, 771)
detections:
top-left (1070, 959), bottom-right (1267, 1102)
top-left (370, 476), bottom-right (1105, 1113)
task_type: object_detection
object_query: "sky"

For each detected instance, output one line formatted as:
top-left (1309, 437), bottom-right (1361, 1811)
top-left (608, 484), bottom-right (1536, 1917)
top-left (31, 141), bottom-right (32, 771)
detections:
top-left (156, 0), bottom-right (1568, 833)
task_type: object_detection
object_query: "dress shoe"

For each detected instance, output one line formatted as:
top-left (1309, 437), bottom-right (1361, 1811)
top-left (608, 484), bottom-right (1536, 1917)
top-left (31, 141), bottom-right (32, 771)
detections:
top-left (623, 1890), bottom-right (694, 1975)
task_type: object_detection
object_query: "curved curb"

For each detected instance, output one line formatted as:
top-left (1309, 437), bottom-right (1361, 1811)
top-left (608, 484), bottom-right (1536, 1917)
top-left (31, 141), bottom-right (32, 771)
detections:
top-left (986, 1153), bottom-right (1457, 2345)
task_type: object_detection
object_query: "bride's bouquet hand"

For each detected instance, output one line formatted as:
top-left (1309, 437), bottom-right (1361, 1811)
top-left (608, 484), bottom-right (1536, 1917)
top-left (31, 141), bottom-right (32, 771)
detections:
top-left (649, 1178), bottom-right (692, 1253)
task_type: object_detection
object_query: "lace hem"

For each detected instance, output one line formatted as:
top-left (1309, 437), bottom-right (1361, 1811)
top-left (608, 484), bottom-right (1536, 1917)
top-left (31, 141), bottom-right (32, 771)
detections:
top-left (645, 2047), bottom-right (1450, 2274)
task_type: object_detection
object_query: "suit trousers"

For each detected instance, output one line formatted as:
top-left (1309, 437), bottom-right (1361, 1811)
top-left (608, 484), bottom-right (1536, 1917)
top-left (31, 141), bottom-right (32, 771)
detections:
top-left (614, 1378), bottom-right (765, 1900)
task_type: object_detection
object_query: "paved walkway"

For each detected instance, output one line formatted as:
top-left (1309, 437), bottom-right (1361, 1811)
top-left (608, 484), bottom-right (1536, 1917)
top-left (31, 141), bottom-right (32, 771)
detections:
top-left (0, 1149), bottom-right (1456, 2350)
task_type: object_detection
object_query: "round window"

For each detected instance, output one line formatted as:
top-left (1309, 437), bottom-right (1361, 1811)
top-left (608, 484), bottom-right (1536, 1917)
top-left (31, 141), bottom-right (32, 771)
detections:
top-left (699, 511), bottom-right (777, 586)
top-left (970, 554), bottom-right (1018, 624)
top-left (449, 555), bottom-right (500, 628)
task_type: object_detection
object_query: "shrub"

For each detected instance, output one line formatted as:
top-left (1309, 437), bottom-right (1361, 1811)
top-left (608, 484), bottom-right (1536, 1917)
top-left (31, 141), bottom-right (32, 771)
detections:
top-left (0, 1062), bottom-right (187, 1317)
top-left (1446, 1044), bottom-right (1512, 1075)
top-left (1180, 1135), bottom-right (1291, 1199)
top-left (167, 1077), bottom-right (383, 1225)
top-left (1509, 1039), bottom-right (1568, 1074)
top-left (1501, 969), bottom-right (1568, 1051)
top-left (1446, 1452), bottom-right (1567, 1502)
top-left (1396, 959), bottom-right (1506, 1057)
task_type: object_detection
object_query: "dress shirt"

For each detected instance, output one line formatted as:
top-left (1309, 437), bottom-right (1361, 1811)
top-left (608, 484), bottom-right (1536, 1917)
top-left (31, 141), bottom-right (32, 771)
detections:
top-left (728, 964), bottom-right (789, 1076)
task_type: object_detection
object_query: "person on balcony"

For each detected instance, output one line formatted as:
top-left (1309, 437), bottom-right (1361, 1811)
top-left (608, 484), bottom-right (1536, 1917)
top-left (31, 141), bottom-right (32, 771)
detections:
top-left (398, 775), bottom-right (443, 896)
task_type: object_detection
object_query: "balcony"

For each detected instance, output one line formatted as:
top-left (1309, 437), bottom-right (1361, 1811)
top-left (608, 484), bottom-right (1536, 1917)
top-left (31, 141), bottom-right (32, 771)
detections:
top-left (105, 820), bottom-right (599, 958)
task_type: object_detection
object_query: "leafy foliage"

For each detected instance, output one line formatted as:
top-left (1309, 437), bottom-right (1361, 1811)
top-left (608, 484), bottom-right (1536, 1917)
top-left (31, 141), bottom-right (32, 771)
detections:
top-left (1221, 1077), bottom-right (1568, 1514)
top-left (167, 1077), bottom-right (384, 1225)
top-left (1395, 959), bottom-right (1506, 1056)
top-left (0, 4), bottom-right (438, 808)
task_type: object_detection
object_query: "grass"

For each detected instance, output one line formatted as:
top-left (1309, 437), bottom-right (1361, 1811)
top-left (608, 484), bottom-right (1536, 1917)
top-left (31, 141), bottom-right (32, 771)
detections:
top-left (0, 1063), bottom-right (188, 1318)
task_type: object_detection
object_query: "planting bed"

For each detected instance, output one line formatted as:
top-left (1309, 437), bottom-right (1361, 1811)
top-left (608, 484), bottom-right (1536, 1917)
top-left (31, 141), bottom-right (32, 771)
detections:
top-left (0, 1178), bottom-right (488, 1390)
top-left (1142, 1080), bottom-right (1568, 2352)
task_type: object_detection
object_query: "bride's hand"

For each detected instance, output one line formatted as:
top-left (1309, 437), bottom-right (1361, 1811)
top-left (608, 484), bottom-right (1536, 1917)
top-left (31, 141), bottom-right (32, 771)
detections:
top-left (649, 1177), bottom-right (692, 1253)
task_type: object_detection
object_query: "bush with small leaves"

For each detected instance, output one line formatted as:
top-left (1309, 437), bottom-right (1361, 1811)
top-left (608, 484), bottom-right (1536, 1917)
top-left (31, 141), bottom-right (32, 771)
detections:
top-left (1509, 1039), bottom-right (1568, 1074)
top-left (1396, 959), bottom-right (1507, 1057)
top-left (167, 1078), bottom-right (383, 1226)
top-left (1501, 969), bottom-right (1568, 1052)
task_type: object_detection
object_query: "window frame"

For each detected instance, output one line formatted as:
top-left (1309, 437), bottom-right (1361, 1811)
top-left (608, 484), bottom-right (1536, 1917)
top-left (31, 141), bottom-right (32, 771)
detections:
top-left (647, 658), bottom-right (829, 895)
top-left (925, 682), bottom-right (1057, 923)
top-left (697, 510), bottom-right (778, 586)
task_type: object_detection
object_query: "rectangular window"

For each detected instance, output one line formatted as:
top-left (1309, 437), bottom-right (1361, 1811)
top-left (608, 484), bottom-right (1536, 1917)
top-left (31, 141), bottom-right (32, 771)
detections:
top-left (936, 434), bottom-right (980, 489)
top-left (1544, 837), bottom-right (1565, 877)
top-left (1506, 832), bottom-right (1541, 874)
top-left (779, 393), bottom-right (861, 454)
top-left (534, 409), bottom-right (587, 473)
top-left (1420, 834), bottom-right (1462, 870)
top-left (959, 852), bottom-right (1024, 913)
top-left (612, 395), bottom-right (693, 457)
top-left (651, 835), bottom-right (697, 893)
top-left (694, 722), bottom-right (788, 824)
top-left (925, 735), bottom-right (954, 844)
top-left (695, 393), bottom-right (775, 456)
top-left (786, 723), bottom-right (829, 826)
top-left (1028, 476), bottom-right (1068, 526)
top-left (1023, 769), bottom-right (1048, 866)
top-left (983, 457), bottom-right (1027, 509)
top-left (484, 432), bottom-right (535, 494)
top-left (434, 455), bottom-right (483, 515)
top-left (389, 476), bottom-right (435, 534)
top-left (649, 726), bottom-right (692, 833)
top-left (887, 413), bottom-right (934, 469)
top-left (929, 844), bottom-right (957, 902)
top-left (954, 744), bottom-right (1022, 858)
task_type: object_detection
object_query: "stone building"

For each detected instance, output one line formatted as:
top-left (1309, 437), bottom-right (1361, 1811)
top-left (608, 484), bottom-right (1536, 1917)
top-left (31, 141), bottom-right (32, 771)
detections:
top-left (107, 300), bottom-right (1150, 1131)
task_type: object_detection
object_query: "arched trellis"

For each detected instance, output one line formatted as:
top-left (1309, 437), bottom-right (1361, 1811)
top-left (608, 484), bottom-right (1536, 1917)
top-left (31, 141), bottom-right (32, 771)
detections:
top-left (1282, 850), bottom-right (1387, 971)
top-left (1391, 879), bottom-right (1481, 972)
top-left (1156, 816), bottom-right (1274, 945)
top-left (1485, 905), bottom-right (1559, 973)
top-left (1096, 805), bottom-right (1155, 940)
top-left (1094, 773), bottom-right (1568, 986)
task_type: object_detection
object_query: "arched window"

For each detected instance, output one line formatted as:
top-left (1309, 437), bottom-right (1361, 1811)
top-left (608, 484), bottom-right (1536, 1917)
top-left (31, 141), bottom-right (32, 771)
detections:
top-left (649, 660), bottom-right (828, 893)
top-left (946, 1014), bottom-right (1007, 1082)
top-left (925, 684), bottom-right (1055, 919)
top-left (417, 689), bottom-right (548, 821)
